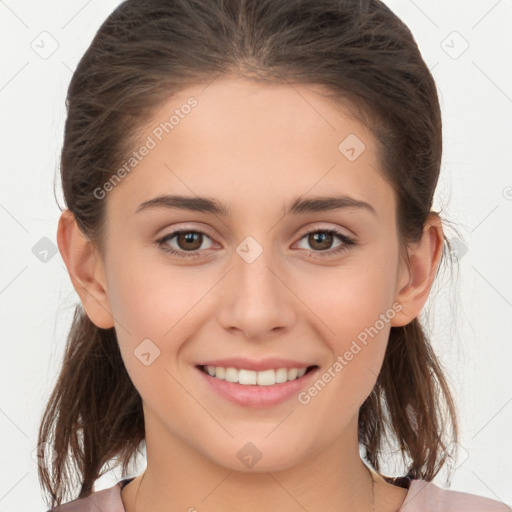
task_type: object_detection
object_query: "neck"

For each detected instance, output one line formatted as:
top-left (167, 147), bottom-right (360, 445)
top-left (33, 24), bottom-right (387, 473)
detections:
top-left (123, 413), bottom-right (380, 512)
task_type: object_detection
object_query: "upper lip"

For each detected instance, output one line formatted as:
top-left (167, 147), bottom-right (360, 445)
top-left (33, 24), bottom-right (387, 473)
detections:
top-left (196, 357), bottom-right (316, 372)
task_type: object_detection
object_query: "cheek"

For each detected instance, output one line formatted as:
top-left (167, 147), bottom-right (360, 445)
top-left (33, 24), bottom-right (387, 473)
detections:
top-left (293, 248), bottom-right (398, 399)
top-left (104, 258), bottom-right (196, 412)
top-left (105, 248), bottom-right (191, 335)
top-left (104, 250), bottom-right (216, 379)
top-left (297, 248), bottom-right (398, 343)
top-left (296, 280), bottom-right (393, 428)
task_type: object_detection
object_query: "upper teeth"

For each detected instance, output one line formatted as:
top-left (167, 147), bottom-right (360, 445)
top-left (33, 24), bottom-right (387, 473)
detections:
top-left (204, 366), bottom-right (308, 386)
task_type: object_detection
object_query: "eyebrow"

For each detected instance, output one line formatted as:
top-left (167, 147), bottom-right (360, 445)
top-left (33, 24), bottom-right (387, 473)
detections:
top-left (134, 194), bottom-right (377, 217)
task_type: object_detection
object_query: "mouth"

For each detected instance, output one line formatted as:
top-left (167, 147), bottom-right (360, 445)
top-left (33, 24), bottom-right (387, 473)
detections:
top-left (196, 364), bottom-right (318, 386)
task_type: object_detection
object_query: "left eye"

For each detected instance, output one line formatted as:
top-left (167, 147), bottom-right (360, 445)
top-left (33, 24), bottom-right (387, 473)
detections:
top-left (296, 228), bottom-right (356, 256)
top-left (156, 227), bottom-right (356, 259)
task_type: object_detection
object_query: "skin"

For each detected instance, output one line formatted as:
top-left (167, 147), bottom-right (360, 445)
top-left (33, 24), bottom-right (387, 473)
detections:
top-left (57, 77), bottom-right (444, 512)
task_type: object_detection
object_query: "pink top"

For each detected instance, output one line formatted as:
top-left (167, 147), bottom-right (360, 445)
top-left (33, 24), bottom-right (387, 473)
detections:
top-left (47, 476), bottom-right (512, 511)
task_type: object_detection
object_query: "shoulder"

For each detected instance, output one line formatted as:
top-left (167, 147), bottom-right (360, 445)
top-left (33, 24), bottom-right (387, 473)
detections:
top-left (45, 478), bottom-right (133, 512)
top-left (401, 479), bottom-right (512, 512)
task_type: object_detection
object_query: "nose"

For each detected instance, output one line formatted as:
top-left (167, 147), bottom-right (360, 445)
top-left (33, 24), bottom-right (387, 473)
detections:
top-left (216, 239), bottom-right (297, 341)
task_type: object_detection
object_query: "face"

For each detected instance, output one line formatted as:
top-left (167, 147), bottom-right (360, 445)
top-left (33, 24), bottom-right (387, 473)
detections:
top-left (98, 77), bottom-right (407, 472)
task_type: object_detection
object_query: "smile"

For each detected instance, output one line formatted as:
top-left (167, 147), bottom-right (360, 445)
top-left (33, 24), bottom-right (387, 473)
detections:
top-left (198, 364), bottom-right (316, 386)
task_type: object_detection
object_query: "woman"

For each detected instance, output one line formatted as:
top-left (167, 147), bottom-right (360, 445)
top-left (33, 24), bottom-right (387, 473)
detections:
top-left (38, 1), bottom-right (511, 511)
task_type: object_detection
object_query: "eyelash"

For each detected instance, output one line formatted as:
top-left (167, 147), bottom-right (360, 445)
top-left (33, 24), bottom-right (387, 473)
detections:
top-left (155, 227), bottom-right (357, 259)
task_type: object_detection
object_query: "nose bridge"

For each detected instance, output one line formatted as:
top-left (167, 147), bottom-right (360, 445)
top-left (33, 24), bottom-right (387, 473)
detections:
top-left (234, 232), bottom-right (282, 299)
top-left (217, 230), bottom-right (296, 337)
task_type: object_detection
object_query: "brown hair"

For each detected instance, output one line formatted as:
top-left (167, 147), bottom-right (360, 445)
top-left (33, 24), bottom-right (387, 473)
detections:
top-left (39, 0), bottom-right (460, 508)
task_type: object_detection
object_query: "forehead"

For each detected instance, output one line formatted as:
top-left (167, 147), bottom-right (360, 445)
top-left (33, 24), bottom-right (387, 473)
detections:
top-left (160, 77), bottom-right (370, 156)
top-left (106, 77), bottom-right (394, 221)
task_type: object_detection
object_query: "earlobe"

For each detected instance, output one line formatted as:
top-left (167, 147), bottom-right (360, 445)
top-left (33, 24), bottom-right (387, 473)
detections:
top-left (390, 214), bottom-right (444, 327)
top-left (57, 209), bottom-right (115, 329)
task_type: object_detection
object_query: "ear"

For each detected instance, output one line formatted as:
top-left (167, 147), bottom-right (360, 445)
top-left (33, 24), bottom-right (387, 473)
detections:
top-left (57, 209), bottom-right (115, 329)
top-left (391, 213), bottom-right (444, 327)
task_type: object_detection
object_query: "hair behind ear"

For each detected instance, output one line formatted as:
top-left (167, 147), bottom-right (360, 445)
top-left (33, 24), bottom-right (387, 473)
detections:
top-left (359, 319), bottom-right (459, 481)
top-left (37, 305), bottom-right (145, 509)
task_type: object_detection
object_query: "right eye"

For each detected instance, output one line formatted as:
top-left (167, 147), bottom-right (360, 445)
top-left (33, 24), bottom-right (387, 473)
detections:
top-left (155, 229), bottom-right (216, 258)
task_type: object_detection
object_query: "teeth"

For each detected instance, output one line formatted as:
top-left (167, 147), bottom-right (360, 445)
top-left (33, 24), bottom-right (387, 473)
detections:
top-left (204, 365), bottom-right (310, 385)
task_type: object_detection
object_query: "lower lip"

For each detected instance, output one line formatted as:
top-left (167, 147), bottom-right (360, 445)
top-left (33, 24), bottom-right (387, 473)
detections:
top-left (195, 366), bottom-right (318, 407)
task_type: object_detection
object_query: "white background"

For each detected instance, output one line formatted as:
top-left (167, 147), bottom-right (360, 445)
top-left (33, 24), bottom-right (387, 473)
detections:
top-left (1, 0), bottom-right (511, 510)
